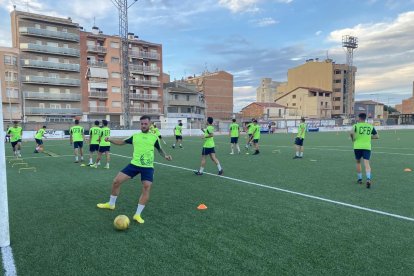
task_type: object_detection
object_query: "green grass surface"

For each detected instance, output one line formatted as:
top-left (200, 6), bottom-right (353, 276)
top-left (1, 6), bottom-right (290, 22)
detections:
top-left (3, 130), bottom-right (414, 275)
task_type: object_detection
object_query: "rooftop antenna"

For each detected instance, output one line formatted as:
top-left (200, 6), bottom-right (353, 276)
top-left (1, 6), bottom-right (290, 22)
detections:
top-left (342, 35), bottom-right (358, 117)
top-left (93, 16), bottom-right (96, 27)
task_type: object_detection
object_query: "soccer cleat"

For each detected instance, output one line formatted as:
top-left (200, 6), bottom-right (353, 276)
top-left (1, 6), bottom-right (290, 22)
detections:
top-left (133, 214), bottom-right (145, 224)
top-left (230, 152), bottom-right (234, 155)
top-left (87, 163), bottom-right (93, 166)
top-left (218, 169), bottom-right (224, 175)
top-left (246, 152), bottom-right (250, 155)
top-left (74, 160), bottom-right (79, 163)
top-left (253, 151), bottom-right (260, 155)
top-left (172, 145), bottom-right (175, 149)
top-left (104, 164), bottom-right (110, 169)
top-left (366, 180), bottom-right (371, 189)
top-left (179, 145), bottom-right (183, 149)
top-left (357, 179), bottom-right (362, 185)
top-left (97, 202), bottom-right (115, 210)
top-left (18, 154), bottom-right (22, 158)
top-left (194, 170), bottom-right (203, 176)
top-left (293, 156), bottom-right (300, 159)
top-left (34, 150), bottom-right (38, 153)
top-left (90, 164), bottom-right (98, 168)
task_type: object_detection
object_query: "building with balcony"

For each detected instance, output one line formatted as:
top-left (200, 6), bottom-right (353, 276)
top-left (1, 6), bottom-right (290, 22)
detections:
top-left (163, 82), bottom-right (206, 122)
top-left (354, 100), bottom-right (385, 119)
top-left (240, 102), bottom-right (290, 120)
top-left (276, 59), bottom-right (356, 117)
top-left (256, 78), bottom-right (284, 103)
top-left (0, 47), bottom-right (22, 123)
top-left (11, 10), bottom-right (81, 122)
top-left (185, 71), bottom-right (233, 120)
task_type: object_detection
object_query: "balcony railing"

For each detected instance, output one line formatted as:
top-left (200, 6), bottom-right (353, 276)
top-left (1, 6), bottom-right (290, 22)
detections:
top-left (20, 43), bottom-right (80, 57)
top-left (89, 91), bottom-right (108, 98)
top-left (129, 50), bottom-right (160, 60)
top-left (19, 27), bottom-right (79, 42)
top-left (89, 106), bottom-right (109, 113)
top-left (168, 99), bottom-right (206, 107)
top-left (25, 107), bottom-right (81, 115)
top-left (130, 107), bottom-right (161, 114)
top-left (22, 76), bottom-right (80, 86)
top-left (167, 113), bottom-right (205, 119)
top-left (21, 59), bottom-right (80, 72)
top-left (129, 79), bottom-right (160, 87)
top-left (87, 45), bottom-right (107, 54)
top-left (129, 93), bottom-right (160, 101)
top-left (87, 61), bottom-right (107, 68)
top-left (129, 64), bottom-right (160, 75)
top-left (24, 92), bottom-right (81, 101)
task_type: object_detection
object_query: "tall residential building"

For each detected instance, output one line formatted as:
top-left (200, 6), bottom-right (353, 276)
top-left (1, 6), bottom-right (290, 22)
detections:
top-left (256, 78), bottom-right (283, 102)
top-left (276, 59), bottom-right (357, 117)
top-left (186, 71), bottom-right (233, 120)
top-left (395, 82), bottom-right (414, 114)
top-left (0, 47), bottom-right (21, 123)
top-left (11, 10), bottom-right (81, 123)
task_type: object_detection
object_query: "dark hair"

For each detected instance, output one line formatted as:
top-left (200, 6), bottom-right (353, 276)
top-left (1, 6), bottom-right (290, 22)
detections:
top-left (42, 125), bottom-right (47, 128)
top-left (13, 121), bottom-right (18, 124)
top-left (140, 115), bottom-right (151, 121)
top-left (102, 120), bottom-right (108, 126)
top-left (253, 119), bottom-right (258, 123)
top-left (207, 117), bottom-right (213, 124)
top-left (179, 123), bottom-right (183, 126)
top-left (94, 120), bottom-right (100, 126)
top-left (74, 119), bottom-right (79, 124)
top-left (358, 113), bottom-right (367, 120)
top-left (232, 119), bottom-right (236, 122)
top-left (301, 117), bottom-right (305, 122)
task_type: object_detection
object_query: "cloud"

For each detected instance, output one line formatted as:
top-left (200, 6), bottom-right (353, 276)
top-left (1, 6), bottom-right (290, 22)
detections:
top-left (233, 86), bottom-right (256, 111)
top-left (250, 17), bottom-right (278, 27)
top-left (218, 0), bottom-right (292, 13)
top-left (315, 30), bottom-right (322, 36)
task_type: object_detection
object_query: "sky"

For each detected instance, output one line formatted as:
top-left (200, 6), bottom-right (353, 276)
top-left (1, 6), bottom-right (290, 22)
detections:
top-left (0, 0), bottom-right (414, 112)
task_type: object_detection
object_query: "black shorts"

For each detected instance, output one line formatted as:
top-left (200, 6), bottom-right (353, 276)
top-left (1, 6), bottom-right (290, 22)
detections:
top-left (89, 144), bottom-right (99, 152)
top-left (294, 137), bottom-right (304, 146)
top-left (175, 135), bottom-right (182, 140)
top-left (253, 139), bottom-right (259, 144)
top-left (202, 147), bottom-right (215, 155)
top-left (158, 135), bottom-right (162, 139)
top-left (11, 140), bottom-right (21, 148)
top-left (99, 146), bottom-right (110, 153)
top-left (354, 149), bottom-right (371, 160)
top-left (73, 141), bottom-right (83, 149)
top-left (35, 138), bottom-right (43, 145)
top-left (121, 163), bottom-right (154, 182)
top-left (230, 137), bottom-right (239, 144)
top-left (248, 134), bottom-right (253, 138)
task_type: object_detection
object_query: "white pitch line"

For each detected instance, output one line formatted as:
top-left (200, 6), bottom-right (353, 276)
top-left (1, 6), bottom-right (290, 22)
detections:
top-left (6, 155), bottom-right (73, 160)
top-left (1, 246), bottom-right (17, 276)
top-left (110, 153), bottom-right (414, 222)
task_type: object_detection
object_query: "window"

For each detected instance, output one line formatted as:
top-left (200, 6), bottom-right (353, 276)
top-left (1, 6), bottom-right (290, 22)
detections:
top-left (6, 88), bottom-right (18, 98)
top-left (5, 71), bottom-right (17, 81)
top-left (334, 79), bottom-right (341, 83)
top-left (35, 24), bottom-right (41, 29)
top-left (62, 28), bottom-right (67, 33)
top-left (65, 89), bottom-right (70, 94)
top-left (325, 93), bottom-right (330, 97)
top-left (66, 104), bottom-right (71, 109)
top-left (46, 26), bottom-right (57, 31)
top-left (334, 88), bottom-right (341, 92)
top-left (186, 95), bottom-right (190, 101)
top-left (111, 72), bottom-right (120, 78)
top-left (111, 57), bottom-right (119, 64)
top-left (334, 106), bottom-right (340, 110)
top-left (4, 55), bottom-right (12, 65)
top-left (112, 87), bottom-right (120, 93)
top-left (47, 42), bottom-right (58, 47)
top-left (174, 94), bottom-right (179, 100)
top-left (63, 44), bottom-right (69, 48)
top-left (292, 95), bottom-right (296, 99)
top-left (110, 41), bottom-right (119, 48)
top-left (319, 92), bottom-right (323, 96)
top-left (50, 103), bottom-right (61, 109)
top-left (39, 103), bottom-right (45, 108)
top-left (321, 102), bottom-right (323, 106)
top-left (49, 73), bottom-right (59, 78)
top-left (112, 101), bottom-right (121, 108)
top-left (325, 102), bottom-right (328, 108)
top-left (87, 40), bottom-right (95, 46)
top-left (335, 70), bottom-right (341, 74)
top-left (333, 97), bottom-right (341, 101)
top-left (292, 103), bottom-right (296, 107)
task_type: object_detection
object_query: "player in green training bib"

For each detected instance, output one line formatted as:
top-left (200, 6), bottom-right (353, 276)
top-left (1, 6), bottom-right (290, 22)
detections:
top-left (70, 119), bottom-right (84, 163)
top-left (229, 119), bottom-right (240, 154)
top-left (172, 121), bottom-right (183, 149)
top-left (245, 119), bottom-right (255, 150)
top-left (88, 120), bottom-right (101, 166)
top-left (97, 115), bottom-right (172, 224)
top-left (91, 120), bottom-right (111, 169)
top-left (194, 117), bottom-right (223, 176)
top-left (7, 121), bottom-right (23, 157)
top-left (34, 125), bottom-right (46, 153)
top-left (150, 122), bottom-right (166, 145)
top-left (350, 113), bottom-right (379, 189)
top-left (293, 118), bottom-right (306, 159)
top-left (249, 119), bottom-right (261, 155)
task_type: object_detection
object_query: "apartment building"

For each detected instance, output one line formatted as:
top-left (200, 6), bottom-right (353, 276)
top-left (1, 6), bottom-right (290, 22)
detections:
top-left (0, 47), bottom-right (21, 123)
top-left (11, 10), bottom-right (81, 123)
top-left (275, 87), bottom-right (332, 119)
top-left (163, 81), bottom-right (206, 122)
top-left (240, 102), bottom-right (289, 120)
top-left (354, 100), bottom-right (384, 119)
top-left (256, 78), bottom-right (284, 103)
top-left (395, 82), bottom-right (414, 114)
top-left (277, 59), bottom-right (356, 117)
top-left (186, 71), bottom-right (233, 120)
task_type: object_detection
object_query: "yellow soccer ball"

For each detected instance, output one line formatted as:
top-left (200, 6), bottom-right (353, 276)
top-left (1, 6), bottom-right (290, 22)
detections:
top-left (113, 215), bottom-right (130, 230)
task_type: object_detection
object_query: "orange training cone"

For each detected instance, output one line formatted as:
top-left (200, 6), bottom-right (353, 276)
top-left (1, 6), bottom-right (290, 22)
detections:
top-left (404, 168), bottom-right (412, 172)
top-left (197, 204), bottom-right (207, 210)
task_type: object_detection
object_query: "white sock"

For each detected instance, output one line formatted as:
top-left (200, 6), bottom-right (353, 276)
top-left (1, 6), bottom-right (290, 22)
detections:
top-left (81, 156), bottom-right (84, 161)
top-left (89, 158), bottom-right (93, 164)
top-left (236, 145), bottom-right (240, 152)
top-left (106, 162), bottom-right (110, 166)
top-left (36, 146), bottom-right (39, 151)
top-left (296, 151), bottom-right (299, 156)
top-left (75, 156), bottom-right (78, 161)
top-left (179, 144), bottom-right (182, 147)
top-left (109, 195), bottom-right (117, 206)
top-left (136, 204), bottom-right (145, 215)
top-left (299, 152), bottom-right (303, 157)
top-left (199, 167), bottom-right (204, 173)
top-left (217, 163), bottom-right (222, 171)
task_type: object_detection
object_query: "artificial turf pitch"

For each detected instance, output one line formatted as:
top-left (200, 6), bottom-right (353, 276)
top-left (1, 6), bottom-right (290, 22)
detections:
top-left (2, 130), bottom-right (414, 275)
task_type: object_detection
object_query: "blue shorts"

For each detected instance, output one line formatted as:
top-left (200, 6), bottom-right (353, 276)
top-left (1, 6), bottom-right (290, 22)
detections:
top-left (294, 137), bottom-right (304, 146)
top-left (99, 146), bottom-right (110, 153)
top-left (89, 144), bottom-right (99, 152)
top-left (35, 138), bottom-right (43, 145)
top-left (230, 137), bottom-right (238, 144)
top-left (354, 149), bottom-right (371, 160)
top-left (202, 147), bottom-right (215, 155)
top-left (253, 139), bottom-right (259, 144)
top-left (175, 135), bottom-right (182, 140)
top-left (74, 141), bottom-right (83, 149)
top-left (121, 164), bottom-right (154, 182)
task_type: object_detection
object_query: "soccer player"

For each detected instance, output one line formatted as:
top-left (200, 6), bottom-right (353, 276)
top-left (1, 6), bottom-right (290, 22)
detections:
top-left (350, 113), bottom-right (379, 189)
top-left (34, 125), bottom-right (46, 153)
top-left (97, 115), bottom-right (172, 224)
top-left (88, 120), bottom-right (101, 166)
top-left (229, 119), bottom-right (240, 154)
top-left (194, 117), bottom-right (223, 175)
top-left (245, 119), bottom-right (255, 150)
top-left (92, 120), bottom-right (110, 169)
top-left (250, 119), bottom-right (261, 155)
top-left (5, 125), bottom-right (10, 143)
top-left (293, 118), bottom-right (306, 159)
top-left (151, 122), bottom-right (166, 145)
top-left (70, 119), bottom-right (84, 163)
top-left (172, 121), bottom-right (183, 149)
top-left (7, 121), bottom-right (23, 157)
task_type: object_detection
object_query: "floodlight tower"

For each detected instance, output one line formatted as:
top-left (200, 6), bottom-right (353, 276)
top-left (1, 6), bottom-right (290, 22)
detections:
top-left (112, 0), bottom-right (138, 129)
top-left (342, 35), bottom-right (358, 117)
